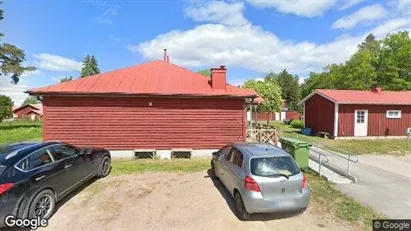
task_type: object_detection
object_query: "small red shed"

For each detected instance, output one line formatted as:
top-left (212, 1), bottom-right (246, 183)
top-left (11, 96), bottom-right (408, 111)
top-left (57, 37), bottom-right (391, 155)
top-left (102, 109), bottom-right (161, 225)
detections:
top-left (13, 104), bottom-right (43, 121)
top-left (27, 57), bottom-right (257, 157)
top-left (299, 87), bottom-right (411, 138)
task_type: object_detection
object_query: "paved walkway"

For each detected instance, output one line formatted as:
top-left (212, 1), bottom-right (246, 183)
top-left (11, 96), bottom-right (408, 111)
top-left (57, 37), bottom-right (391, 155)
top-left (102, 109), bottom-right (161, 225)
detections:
top-left (308, 160), bottom-right (352, 184)
top-left (311, 147), bottom-right (411, 219)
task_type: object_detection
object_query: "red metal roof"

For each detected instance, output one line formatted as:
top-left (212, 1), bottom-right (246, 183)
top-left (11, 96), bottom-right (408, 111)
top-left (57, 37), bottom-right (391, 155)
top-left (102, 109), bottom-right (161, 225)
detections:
top-left (301, 89), bottom-right (411, 105)
top-left (13, 104), bottom-right (42, 114)
top-left (27, 60), bottom-right (255, 98)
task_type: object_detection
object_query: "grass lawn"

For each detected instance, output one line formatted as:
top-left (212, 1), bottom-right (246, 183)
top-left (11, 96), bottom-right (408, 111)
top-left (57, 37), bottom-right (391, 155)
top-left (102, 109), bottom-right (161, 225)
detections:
top-left (110, 158), bottom-right (383, 229)
top-left (271, 122), bottom-right (410, 155)
top-left (0, 121), bottom-right (43, 145)
top-left (111, 158), bottom-right (211, 175)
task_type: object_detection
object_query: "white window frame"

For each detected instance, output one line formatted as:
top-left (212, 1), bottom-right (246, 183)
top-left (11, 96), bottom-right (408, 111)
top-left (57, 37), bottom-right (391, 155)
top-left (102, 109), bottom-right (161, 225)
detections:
top-left (386, 110), bottom-right (401, 119)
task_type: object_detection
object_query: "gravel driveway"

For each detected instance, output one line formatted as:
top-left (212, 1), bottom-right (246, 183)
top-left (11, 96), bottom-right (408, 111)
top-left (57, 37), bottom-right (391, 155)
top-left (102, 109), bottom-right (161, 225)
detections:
top-left (38, 171), bottom-right (364, 231)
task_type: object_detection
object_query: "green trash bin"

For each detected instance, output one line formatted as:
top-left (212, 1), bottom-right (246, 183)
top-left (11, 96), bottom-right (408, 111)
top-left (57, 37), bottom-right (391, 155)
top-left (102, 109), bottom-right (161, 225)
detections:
top-left (279, 138), bottom-right (311, 169)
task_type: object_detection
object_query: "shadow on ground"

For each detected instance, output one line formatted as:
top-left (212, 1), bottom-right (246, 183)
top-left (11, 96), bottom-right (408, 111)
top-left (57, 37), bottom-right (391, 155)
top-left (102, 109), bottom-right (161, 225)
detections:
top-left (52, 178), bottom-right (98, 215)
top-left (205, 169), bottom-right (305, 222)
top-left (2, 178), bottom-right (96, 231)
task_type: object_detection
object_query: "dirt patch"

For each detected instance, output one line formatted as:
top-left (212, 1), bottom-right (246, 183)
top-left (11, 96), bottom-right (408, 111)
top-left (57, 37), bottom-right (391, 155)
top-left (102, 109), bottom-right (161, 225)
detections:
top-left (40, 172), bottom-right (366, 231)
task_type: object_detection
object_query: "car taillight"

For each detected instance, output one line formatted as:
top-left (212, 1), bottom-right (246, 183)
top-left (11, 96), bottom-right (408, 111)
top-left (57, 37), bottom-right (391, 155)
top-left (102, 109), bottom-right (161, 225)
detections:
top-left (0, 183), bottom-right (14, 196)
top-left (301, 176), bottom-right (308, 189)
top-left (244, 176), bottom-right (260, 192)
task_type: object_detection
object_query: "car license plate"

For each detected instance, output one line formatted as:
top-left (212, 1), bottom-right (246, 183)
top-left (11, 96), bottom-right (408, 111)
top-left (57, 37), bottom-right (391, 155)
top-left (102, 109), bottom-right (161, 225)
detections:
top-left (279, 201), bottom-right (294, 207)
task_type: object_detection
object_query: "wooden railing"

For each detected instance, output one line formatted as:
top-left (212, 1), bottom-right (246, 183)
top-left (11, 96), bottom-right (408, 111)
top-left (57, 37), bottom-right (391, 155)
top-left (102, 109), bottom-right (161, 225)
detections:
top-left (246, 128), bottom-right (279, 144)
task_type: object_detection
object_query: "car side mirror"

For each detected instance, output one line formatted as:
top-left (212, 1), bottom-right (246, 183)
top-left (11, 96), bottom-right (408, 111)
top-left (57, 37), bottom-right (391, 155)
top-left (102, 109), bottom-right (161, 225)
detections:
top-left (79, 149), bottom-right (91, 156)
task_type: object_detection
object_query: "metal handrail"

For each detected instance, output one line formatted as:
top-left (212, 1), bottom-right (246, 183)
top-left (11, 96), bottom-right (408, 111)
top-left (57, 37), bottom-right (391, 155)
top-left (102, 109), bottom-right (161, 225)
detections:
top-left (312, 142), bottom-right (359, 163)
top-left (309, 146), bottom-right (329, 177)
top-left (310, 148), bottom-right (329, 163)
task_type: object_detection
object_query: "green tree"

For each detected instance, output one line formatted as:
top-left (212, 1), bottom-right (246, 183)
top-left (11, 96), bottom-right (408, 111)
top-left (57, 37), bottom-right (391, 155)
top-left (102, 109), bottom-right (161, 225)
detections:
top-left (358, 34), bottom-right (379, 53)
top-left (300, 31), bottom-right (411, 96)
top-left (60, 76), bottom-right (73, 83)
top-left (340, 49), bottom-right (377, 90)
top-left (242, 79), bottom-right (282, 113)
top-left (197, 69), bottom-right (211, 77)
top-left (0, 95), bottom-right (13, 120)
top-left (376, 31), bottom-right (411, 90)
top-left (271, 70), bottom-right (301, 111)
top-left (22, 96), bottom-right (39, 106)
top-left (0, 5), bottom-right (35, 83)
top-left (80, 55), bottom-right (100, 77)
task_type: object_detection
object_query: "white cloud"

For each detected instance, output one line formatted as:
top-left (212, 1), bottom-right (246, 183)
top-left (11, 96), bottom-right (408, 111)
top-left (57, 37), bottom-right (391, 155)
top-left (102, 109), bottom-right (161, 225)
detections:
top-left (369, 17), bottom-right (411, 38)
top-left (132, 17), bottom-right (410, 76)
top-left (397, 0), bottom-right (411, 14)
top-left (20, 69), bottom-right (44, 78)
top-left (338, 0), bottom-right (365, 10)
top-left (34, 53), bottom-right (82, 72)
top-left (245, 0), bottom-right (337, 17)
top-left (184, 1), bottom-right (249, 26)
top-left (109, 35), bottom-right (124, 42)
top-left (94, 4), bottom-right (120, 24)
top-left (103, 8), bottom-right (118, 16)
top-left (95, 16), bottom-right (112, 24)
top-left (0, 77), bottom-right (31, 106)
top-left (332, 4), bottom-right (386, 29)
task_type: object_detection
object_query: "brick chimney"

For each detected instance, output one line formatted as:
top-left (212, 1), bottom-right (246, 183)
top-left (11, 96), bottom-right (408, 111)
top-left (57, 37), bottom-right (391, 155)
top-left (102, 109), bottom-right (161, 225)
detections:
top-left (371, 85), bottom-right (382, 94)
top-left (211, 65), bottom-right (226, 90)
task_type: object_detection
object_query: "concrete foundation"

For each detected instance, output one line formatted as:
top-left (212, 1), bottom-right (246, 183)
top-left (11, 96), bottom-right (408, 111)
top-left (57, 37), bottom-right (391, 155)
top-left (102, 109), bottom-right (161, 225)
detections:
top-left (109, 149), bottom-right (219, 159)
top-left (109, 150), bottom-right (134, 158)
top-left (335, 136), bottom-right (408, 140)
top-left (156, 150), bottom-right (172, 159)
top-left (191, 149), bottom-right (218, 158)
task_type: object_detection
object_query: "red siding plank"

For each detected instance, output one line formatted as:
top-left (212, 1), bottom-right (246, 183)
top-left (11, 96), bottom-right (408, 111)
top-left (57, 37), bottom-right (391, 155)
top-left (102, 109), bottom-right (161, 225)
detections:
top-left (304, 94), bottom-right (335, 135)
top-left (338, 104), bottom-right (411, 136)
top-left (43, 96), bottom-right (245, 150)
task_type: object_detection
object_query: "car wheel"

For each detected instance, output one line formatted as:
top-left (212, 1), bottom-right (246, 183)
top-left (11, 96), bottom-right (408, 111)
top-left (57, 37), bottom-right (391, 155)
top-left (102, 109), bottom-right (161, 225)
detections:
top-left (28, 189), bottom-right (56, 220)
top-left (235, 192), bottom-right (251, 221)
top-left (97, 156), bottom-right (111, 178)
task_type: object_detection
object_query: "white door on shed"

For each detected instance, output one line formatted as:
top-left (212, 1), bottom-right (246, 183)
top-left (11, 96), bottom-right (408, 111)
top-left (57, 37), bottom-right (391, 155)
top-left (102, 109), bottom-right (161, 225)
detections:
top-left (275, 112), bottom-right (280, 121)
top-left (354, 110), bottom-right (368, 137)
top-left (280, 112), bottom-right (286, 121)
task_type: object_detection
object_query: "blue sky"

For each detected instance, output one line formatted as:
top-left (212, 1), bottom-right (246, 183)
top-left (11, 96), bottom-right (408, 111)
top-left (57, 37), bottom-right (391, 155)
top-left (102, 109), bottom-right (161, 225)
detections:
top-left (1, 0), bottom-right (410, 105)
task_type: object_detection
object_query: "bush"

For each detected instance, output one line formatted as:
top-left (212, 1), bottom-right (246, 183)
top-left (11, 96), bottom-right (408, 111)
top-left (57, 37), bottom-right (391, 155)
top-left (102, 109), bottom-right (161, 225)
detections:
top-left (291, 119), bottom-right (304, 128)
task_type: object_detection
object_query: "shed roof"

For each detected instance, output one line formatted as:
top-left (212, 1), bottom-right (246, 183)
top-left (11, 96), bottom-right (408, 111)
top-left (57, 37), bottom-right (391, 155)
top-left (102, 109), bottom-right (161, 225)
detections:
top-left (27, 60), bottom-right (256, 99)
top-left (13, 104), bottom-right (43, 115)
top-left (299, 89), bottom-right (411, 105)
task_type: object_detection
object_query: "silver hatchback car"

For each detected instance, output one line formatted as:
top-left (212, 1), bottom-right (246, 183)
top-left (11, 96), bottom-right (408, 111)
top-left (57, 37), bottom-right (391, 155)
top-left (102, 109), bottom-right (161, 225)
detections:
top-left (211, 143), bottom-right (310, 220)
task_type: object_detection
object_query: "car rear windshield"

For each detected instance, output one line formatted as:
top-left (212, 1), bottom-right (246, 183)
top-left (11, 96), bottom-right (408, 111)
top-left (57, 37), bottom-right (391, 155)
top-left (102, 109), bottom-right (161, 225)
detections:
top-left (250, 156), bottom-right (300, 177)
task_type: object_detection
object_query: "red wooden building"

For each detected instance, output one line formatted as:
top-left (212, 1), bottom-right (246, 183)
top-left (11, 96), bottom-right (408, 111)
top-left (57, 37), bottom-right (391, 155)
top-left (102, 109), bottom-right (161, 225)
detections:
top-left (27, 55), bottom-right (257, 157)
top-left (300, 87), bottom-right (411, 138)
top-left (13, 104), bottom-right (43, 121)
